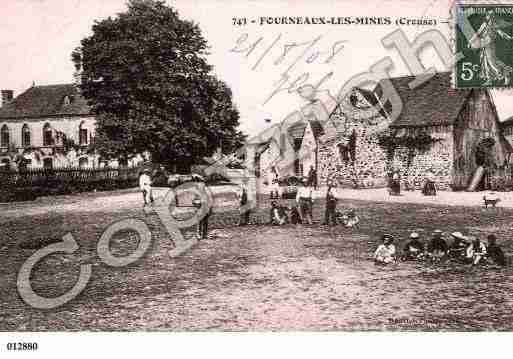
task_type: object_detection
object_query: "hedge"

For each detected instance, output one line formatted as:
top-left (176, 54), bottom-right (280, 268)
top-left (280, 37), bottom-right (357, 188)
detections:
top-left (0, 166), bottom-right (141, 202)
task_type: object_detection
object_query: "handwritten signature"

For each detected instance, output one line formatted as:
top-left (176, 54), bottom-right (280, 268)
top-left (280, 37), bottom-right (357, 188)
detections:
top-left (229, 33), bottom-right (347, 104)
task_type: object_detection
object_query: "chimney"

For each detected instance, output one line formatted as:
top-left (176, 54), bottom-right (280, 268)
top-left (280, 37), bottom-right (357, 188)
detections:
top-left (1, 90), bottom-right (13, 107)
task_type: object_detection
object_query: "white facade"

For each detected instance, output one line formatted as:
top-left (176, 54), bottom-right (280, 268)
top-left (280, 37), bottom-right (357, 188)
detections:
top-left (0, 116), bottom-right (98, 169)
top-left (0, 84), bottom-right (147, 170)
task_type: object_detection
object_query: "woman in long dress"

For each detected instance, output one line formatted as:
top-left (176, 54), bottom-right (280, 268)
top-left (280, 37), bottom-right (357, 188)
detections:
top-left (469, 11), bottom-right (513, 86)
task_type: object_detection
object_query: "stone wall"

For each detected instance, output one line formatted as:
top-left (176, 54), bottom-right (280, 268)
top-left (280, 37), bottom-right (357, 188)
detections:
top-left (255, 88), bottom-right (513, 192)
top-left (317, 89), bottom-right (389, 188)
top-left (317, 120), bottom-right (455, 190)
top-left (390, 127), bottom-right (454, 190)
top-left (318, 121), bottom-right (388, 188)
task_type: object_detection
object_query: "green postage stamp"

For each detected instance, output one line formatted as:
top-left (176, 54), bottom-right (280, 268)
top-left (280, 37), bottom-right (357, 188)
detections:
top-left (455, 4), bottom-right (513, 88)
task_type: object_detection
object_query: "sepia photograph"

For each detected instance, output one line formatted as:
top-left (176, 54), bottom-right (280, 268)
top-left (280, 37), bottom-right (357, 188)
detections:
top-left (1, 0), bottom-right (513, 357)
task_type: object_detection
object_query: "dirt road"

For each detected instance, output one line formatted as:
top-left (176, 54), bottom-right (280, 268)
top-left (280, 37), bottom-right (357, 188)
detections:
top-left (1, 191), bottom-right (513, 330)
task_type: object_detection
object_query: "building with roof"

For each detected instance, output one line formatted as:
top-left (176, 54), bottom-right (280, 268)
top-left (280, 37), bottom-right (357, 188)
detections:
top-left (254, 91), bottom-right (338, 191)
top-left (324, 72), bottom-right (513, 190)
top-left (0, 83), bottom-right (143, 170)
top-left (314, 87), bottom-right (386, 188)
top-left (256, 72), bottom-right (513, 192)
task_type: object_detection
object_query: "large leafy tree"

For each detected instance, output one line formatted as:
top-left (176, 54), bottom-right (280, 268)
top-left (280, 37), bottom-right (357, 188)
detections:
top-left (72, 0), bottom-right (244, 170)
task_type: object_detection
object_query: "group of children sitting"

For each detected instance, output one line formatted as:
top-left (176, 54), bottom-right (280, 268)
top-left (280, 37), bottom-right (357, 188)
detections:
top-left (269, 200), bottom-right (360, 227)
top-left (374, 230), bottom-right (507, 267)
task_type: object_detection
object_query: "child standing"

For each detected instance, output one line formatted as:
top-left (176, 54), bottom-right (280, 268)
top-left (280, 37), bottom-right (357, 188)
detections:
top-left (139, 168), bottom-right (153, 207)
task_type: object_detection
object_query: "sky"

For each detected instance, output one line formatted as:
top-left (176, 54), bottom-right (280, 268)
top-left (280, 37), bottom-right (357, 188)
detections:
top-left (2, 0), bottom-right (513, 135)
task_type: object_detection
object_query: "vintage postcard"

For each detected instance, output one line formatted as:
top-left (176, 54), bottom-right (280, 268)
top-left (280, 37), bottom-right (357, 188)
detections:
top-left (1, 0), bottom-right (513, 356)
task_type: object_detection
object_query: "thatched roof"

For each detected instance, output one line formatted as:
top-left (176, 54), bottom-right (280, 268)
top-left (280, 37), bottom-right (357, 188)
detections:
top-left (0, 84), bottom-right (91, 120)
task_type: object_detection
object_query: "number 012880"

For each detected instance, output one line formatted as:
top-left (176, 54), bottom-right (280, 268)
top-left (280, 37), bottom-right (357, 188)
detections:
top-left (6, 342), bottom-right (38, 351)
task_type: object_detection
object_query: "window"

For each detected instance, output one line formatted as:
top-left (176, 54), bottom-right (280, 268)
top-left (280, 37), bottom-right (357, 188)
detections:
top-left (43, 123), bottom-right (53, 146)
top-left (1, 125), bottom-right (9, 147)
top-left (79, 157), bottom-right (88, 169)
top-left (43, 158), bottom-right (53, 170)
top-left (63, 95), bottom-right (73, 106)
top-left (294, 138), bottom-right (302, 152)
top-left (79, 122), bottom-right (88, 145)
top-left (22, 124), bottom-right (31, 147)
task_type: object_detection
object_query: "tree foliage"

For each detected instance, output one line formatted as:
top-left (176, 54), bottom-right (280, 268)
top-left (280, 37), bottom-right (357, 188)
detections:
top-left (72, 0), bottom-right (245, 170)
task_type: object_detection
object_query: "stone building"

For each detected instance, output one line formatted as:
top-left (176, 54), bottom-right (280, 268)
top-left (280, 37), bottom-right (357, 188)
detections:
top-left (376, 72), bottom-right (511, 191)
top-left (256, 72), bottom-right (513, 192)
top-left (254, 91), bottom-right (337, 192)
top-left (0, 84), bottom-right (144, 170)
top-left (317, 86), bottom-right (389, 188)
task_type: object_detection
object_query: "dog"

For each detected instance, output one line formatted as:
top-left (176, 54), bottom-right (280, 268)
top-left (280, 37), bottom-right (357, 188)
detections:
top-left (483, 197), bottom-right (500, 208)
top-left (483, 193), bottom-right (500, 208)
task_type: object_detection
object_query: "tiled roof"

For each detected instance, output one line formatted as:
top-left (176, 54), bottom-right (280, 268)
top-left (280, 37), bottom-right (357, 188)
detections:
top-left (0, 84), bottom-right (92, 120)
top-left (374, 72), bottom-right (473, 128)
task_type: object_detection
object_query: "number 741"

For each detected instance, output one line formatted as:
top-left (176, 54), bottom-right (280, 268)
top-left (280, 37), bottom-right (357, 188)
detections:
top-left (460, 62), bottom-right (480, 81)
top-left (232, 17), bottom-right (247, 26)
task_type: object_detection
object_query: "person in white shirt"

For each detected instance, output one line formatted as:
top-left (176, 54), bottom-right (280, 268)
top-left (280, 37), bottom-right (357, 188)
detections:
top-left (466, 236), bottom-right (487, 266)
top-left (296, 180), bottom-right (313, 224)
top-left (374, 234), bottom-right (396, 265)
top-left (342, 209), bottom-right (360, 228)
top-left (139, 169), bottom-right (153, 206)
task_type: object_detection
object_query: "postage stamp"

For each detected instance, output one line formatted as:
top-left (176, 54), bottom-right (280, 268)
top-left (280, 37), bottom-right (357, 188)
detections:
top-left (455, 3), bottom-right (513, 88)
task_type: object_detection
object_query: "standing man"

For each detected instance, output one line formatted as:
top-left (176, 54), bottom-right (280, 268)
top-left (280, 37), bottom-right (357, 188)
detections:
top-left (296, 179), bottom-right (313, 225)
top-left (198, 206), bottom-right (212, 240)
top-left (193, 186), bottom-right (212, 240)
top-left (323, 182), bottom-right (338, 226)
top-left (238, 185), bottom-right (251, 226)
top-left (307, 165), bottom-right (318, 189)
top-left (139, 168), bottom-right (154, 207)
top-left (269, 166), bottom-right (280, 199)
top-left (391, 170), bottom-right (401, 195)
